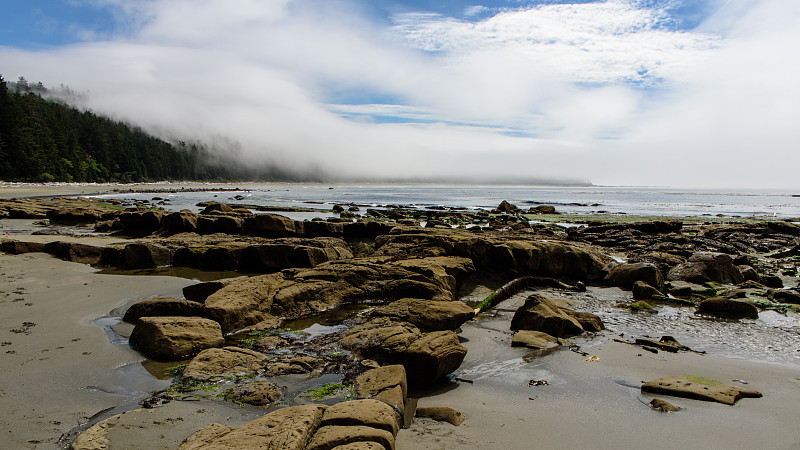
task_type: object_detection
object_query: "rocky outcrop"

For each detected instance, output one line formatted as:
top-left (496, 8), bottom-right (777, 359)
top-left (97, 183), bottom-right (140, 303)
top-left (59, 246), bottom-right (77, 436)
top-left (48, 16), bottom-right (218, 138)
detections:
top-left (369, 298), bottom-right (474, 332)
top-left (510, 294), bottom-right (586, 337)
top-left (374, 230), bottom-right (611, 281)
top-left (182, 347), bottom-right (267, 380)
top-left (179, 404), bottom-right (326, 450)
top-left (129, 316), bottom-right (224, 360)
top-left (179, 400), bottom-right (400, 450)
top-left (123, 297), bottom-right (205, 323)
top-left (204, 257), bottom-right (473, 333)
top-left (696, 298), bottom-right (759, 319)
top-left (641, 375), bottom-right (762, 405)
top-left (604, 262), bottom-right (664, 291)
top-left (341, 319), bottom-right (466, 386)
top-left (667, 252), bottom-right (744, 285)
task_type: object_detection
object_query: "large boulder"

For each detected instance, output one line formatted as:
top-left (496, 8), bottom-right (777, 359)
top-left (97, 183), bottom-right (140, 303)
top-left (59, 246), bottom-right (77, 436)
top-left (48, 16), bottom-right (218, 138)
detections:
top-left (123, 297), bottom-right (205, 323)
top-left (667, 252), bottom-right (744, 285)
top-left (604, 262), bottom-right (664, 291)
top-left (203, 274), bottom-right (286, 332)
top-left (341, 319), bottom-right (466, 387)
top-left (370, 298), bottom-right (474, 332)
top-left (510, 294), bottom-right (584, 337)
top-left (129, 316), bottom-right (224, 360)
top-left (696, 298), bottom-right (758, 320)
top-left (183, 347), bottom-right (267, 380)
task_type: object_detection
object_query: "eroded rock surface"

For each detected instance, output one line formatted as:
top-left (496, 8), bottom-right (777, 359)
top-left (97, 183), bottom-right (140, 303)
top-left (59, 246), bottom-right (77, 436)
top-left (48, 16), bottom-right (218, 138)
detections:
top-left (129, 316), bottom-right (224, 360)
top-left (641, 375), bottom-right (762, 405)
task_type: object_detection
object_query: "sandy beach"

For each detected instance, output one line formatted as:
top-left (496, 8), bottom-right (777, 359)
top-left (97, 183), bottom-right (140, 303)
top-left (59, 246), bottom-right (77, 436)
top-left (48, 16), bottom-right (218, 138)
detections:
top-left (398, 293), bottom-right (800, 449)
top-left (0, 181), bottom-right (256, 200)
top-left (1, 183), bottom-right (799, 449)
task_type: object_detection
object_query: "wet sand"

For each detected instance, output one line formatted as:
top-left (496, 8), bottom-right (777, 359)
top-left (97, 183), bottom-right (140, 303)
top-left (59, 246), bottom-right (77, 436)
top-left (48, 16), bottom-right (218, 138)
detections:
top-left (0, 252), bottom-right (196, 448)
top-left (398, 295), bottom-right (800, 449)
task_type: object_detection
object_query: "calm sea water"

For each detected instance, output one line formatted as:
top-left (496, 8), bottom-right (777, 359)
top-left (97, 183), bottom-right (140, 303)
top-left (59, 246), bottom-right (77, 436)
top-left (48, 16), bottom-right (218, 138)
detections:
top-left (93, 184), bottom-right (800, 219)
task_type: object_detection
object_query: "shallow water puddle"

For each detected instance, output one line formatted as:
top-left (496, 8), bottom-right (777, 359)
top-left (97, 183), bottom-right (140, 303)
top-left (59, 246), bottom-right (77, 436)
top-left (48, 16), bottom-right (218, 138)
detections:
top-left (97, 266), bottom-right (246, 281)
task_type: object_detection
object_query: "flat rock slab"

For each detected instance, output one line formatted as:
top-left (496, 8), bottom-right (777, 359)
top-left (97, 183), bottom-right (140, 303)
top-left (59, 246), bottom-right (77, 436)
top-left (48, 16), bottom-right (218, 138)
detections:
top-left (321, 399), bottom-right (400, 435)
top-left (415, 406), bottom-right (465, 426)
top-left (180, 404), bottom-right (326, 450)
top-left (641, 375), bottom-right (762, 405)
top-left (510, 330), bottom-right (563, 349)
top-left (129, 316), bottom-right (224, 360)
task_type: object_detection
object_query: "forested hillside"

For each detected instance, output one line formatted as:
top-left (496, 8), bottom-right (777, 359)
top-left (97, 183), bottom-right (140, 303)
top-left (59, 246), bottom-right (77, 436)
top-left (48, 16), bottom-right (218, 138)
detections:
top-left (0, 75), bottom-right (236, 183)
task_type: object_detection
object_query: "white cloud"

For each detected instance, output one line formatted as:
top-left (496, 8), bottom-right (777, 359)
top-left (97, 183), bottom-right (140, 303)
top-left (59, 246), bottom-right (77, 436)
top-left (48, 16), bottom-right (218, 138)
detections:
top-left (1, 0), bottom-right (798, 187)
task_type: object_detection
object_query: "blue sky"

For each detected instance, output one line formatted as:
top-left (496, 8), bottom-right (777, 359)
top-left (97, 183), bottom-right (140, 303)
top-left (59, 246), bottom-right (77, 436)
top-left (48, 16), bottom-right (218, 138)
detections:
top-left (1, 0), bottom-right (798, 187)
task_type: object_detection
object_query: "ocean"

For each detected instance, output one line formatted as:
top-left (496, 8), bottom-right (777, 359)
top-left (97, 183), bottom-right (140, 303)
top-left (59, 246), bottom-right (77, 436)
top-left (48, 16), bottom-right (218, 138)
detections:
top-left (92, 184), bottom-right (800, 220)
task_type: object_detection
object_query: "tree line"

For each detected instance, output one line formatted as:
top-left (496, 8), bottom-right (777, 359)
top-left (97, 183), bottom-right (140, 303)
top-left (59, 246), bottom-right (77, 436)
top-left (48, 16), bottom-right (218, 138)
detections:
top-left (0, 75), bottom-right (252, 183)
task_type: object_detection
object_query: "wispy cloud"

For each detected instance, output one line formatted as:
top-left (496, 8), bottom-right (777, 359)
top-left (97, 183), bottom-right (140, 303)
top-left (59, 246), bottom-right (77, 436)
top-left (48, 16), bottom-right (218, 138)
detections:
top-left (1, 0), bottom-right (798, 187)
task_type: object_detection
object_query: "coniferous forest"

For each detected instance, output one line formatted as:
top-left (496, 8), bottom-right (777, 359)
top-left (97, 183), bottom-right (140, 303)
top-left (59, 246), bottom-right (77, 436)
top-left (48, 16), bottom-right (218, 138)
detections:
top-left (0, 75), bottom-right (252, 183)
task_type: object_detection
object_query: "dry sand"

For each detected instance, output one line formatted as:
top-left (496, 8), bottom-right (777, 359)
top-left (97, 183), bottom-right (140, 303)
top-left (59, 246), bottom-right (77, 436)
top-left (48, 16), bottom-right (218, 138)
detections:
top-left (0, 181), bottom-right (255, 200)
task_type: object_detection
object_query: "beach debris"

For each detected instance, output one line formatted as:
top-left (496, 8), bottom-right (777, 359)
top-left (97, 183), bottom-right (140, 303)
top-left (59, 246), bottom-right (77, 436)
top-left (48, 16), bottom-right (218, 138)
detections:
top-left (649, 398), bottom-right (681, 412)
top-left (641, 375), bottom-right (762, 405)
top-left (528, 379), bottom-right (548, 387)
top-left (455, 377), bottom-right (474, 384)
top-left (584, 355), bottom-right (601, 362)
top-left (416, 406), bottom-right (466, 426)
top-left (614, 335), bottom-right (705, 355)
top-left (570, 344), bottom-right (589, 357)
top-left (473, 276), bottom-right (587, 315)
top-left (732, 379), bottom-right (749, 385)
top-left (10, 321), bottom-right (36, 334)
